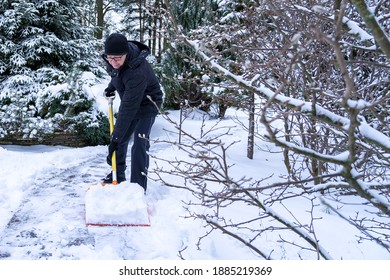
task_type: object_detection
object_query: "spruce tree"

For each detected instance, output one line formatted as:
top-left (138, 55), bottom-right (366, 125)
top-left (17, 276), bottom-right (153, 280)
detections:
top-left (160, 0), bottom-right (217, 111)
top-left (0, 0), bottom-right (107, 145)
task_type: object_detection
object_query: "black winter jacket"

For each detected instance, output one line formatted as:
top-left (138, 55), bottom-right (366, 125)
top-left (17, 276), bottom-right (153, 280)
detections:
top-left (103, 41), bottom-right (163, 143)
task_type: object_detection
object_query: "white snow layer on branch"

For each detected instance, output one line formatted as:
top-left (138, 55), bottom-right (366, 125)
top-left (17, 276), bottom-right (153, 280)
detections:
top-left (264, 204), bottom-right (333, 260)
top-left (350, 168), bottom-right (390, 211)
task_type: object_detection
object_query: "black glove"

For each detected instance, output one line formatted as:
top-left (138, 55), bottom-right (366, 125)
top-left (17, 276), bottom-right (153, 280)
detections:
top-left (108, 139), bottom-right (119, 160)
top-left (103, 88), bottom-right (115, 99)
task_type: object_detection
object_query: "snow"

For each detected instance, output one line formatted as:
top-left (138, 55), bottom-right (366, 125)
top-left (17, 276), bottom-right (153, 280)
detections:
top-left (0, 81), bottom-right (389, 261)
top-left (85, 182), bottom-right (150, 226)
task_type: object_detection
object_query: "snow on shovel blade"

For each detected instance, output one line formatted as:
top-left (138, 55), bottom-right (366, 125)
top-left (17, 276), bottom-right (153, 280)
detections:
top-left (85, 182), bottom-right (150, 227)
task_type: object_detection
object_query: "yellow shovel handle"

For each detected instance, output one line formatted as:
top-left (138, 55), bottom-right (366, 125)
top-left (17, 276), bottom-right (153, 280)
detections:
top-left (108, 99), bottom-right (118, 185)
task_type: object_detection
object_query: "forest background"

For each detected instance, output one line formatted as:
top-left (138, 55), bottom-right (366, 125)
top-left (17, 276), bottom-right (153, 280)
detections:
top-left (0, 0), bottom-right (389, 259)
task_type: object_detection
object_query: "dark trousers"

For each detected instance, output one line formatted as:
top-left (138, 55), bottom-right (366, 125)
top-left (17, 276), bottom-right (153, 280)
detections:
top-left (107, 116), bottom-right (156, 190)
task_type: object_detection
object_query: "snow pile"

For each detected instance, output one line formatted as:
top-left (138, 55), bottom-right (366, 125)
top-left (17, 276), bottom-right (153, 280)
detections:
top-left (85, 182), bottom-right (150, 226)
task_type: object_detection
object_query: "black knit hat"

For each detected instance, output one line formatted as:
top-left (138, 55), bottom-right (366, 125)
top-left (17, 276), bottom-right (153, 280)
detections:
top-left (104, 33), bottom-right (129, 55)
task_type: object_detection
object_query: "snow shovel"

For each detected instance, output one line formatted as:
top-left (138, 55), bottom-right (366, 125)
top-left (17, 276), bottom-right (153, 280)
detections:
top-left (84, 91), bottom-right (151, 227)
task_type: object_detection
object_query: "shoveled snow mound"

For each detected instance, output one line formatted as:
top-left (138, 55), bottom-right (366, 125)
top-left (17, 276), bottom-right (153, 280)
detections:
top-left (85, 182), bottom-right (150, 226)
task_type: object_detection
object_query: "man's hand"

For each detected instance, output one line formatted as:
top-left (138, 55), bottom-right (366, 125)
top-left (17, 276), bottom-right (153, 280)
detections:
top-left (108, 139), bottom-right (119, 159)
top-left (103, 88), bottom-right (116, 99)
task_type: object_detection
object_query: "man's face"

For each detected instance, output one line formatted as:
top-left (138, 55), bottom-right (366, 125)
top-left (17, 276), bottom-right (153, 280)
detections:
top-left (107, 54), bottom-right (127, 69)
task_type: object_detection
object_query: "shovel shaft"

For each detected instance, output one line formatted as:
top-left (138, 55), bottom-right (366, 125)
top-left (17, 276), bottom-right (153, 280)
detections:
top-left (108, 98), bottom-right (118, 185)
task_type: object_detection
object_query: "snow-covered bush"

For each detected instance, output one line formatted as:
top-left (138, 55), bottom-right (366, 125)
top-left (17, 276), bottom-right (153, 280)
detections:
top-left (154, 0), bottom-right (390, 259)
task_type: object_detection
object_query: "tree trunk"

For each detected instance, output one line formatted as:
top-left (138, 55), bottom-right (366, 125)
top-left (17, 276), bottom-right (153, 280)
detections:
top-left (139, 0), bottom-right (144, 41)
top-left (95, 0), bottom-right (104, 39)
top-left (247, 91), bottom-right (255, 159)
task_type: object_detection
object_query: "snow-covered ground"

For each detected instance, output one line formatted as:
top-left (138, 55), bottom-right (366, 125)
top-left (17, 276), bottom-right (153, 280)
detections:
top-left (0, 81), bottom-right (389, 261)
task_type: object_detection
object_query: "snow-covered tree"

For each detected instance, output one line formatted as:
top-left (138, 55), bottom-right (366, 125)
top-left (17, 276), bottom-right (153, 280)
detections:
top-left (158, 0), bottom-right (219, 110)
top-left (0, 0), bottom-right (107, 145)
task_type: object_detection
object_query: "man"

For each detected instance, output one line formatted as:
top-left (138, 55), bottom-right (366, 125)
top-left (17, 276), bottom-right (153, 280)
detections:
top-left (101, 33), bottom-right (163, 192)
